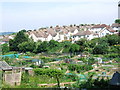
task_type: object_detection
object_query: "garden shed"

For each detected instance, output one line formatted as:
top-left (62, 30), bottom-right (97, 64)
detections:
top-left (26, 59), bottom-right (42, 65)
top-left (0, 61), bottom-right (22, 86)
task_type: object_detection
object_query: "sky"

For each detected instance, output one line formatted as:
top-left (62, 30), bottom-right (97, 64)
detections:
top-left (0, 0), bottom-right (119, 32)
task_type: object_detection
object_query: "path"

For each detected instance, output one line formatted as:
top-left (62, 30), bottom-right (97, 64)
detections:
top-left (38, 82), bottom-right (75, 87)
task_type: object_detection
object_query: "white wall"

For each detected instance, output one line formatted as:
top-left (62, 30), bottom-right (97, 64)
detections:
top-left (53, 33), bottom-right (59, 41)
top-left (98, 29), bottom-right (111, 37)
top-left (45, 34), bottom-right (53, 41)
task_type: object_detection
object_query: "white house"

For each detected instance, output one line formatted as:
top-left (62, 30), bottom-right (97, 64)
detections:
top-left (90, 24), bottom-right (107, 33)
top-left (28, 31), bottom-right (46, 42)
top-left (111, 23), bottom-right (120, 31)
top-left (58, 32), bottom-right (65, 42)
top-left (53, 33), bottom-right (60, 41)
top-left (67, 27), bottom-right (79, 36)
top-left (72, 30), bottom-right (93, 42)
top-left (98, 28), bottom-right (112, 37)
top-left (45, 34), bottom-right (53, 41)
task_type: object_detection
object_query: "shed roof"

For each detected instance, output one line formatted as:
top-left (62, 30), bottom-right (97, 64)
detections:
top-left (0, 61), bottom-right (11, 70)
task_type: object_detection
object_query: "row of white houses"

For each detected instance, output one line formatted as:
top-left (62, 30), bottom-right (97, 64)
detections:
top-left (0, 23), bottom-right (119, 45)
top-left (26, 23), bottom-right (119, 42)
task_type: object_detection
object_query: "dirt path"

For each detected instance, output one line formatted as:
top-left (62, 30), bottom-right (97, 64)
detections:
top-left (84, 65), bottom-right (102, 74)
top-left (38, 82), bottom-right (75, 87)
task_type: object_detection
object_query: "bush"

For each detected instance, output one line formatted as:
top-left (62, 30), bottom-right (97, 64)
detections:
top-left (25, 52), bottom-right (35, 56)
top-left (92, 43), bottom-right (109, 54)
top-left (65, 73), bottom-right (78, 81)
top-left (30, 64), bottom-right (39, 68)
top-left (34, 68), bottom-right (64, 77)
top-left (104, 53), bottom-right (119, 58)
top-left (67, 64), bottom-right (93, 72)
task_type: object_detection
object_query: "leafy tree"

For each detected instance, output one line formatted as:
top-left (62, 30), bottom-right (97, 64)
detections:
top-left (9, 30), bottom-right (29, 51)
top-left (48, 40), bottom-right (61, 52)
top-left (34, 69), bottom-right (64, 88)
top-left (92, 43), bottom-right (109, 54)
top-left (115, 19), bottom-right (120, 24)
top-left (20, 29), bottom-right (27, 32)
top-left (87, 57), bottom-right (96, 65)
top-left (68, 64), bottom-right (77, 71)
top-left (62, 41), bottom-right (72, 53)
top-left (105, 34), bottom-right (120, 46)
top-left (80, 24), bottom-right (84, 26)
top-left (1, 43), bottom-right (9, 54)
top-left (36, 41), bottom-right (49, 53)
top-left (88, 38), bottom-right (99, 48)
top-left (75, 38), bottom-right (88, 46)
top-left (68, 64), bottom-right (93, 72)
top-left (18, 41), bottom-right (36, 52)
top-left (75, 39), bottom-right (89, 53)
top-left (48, 40), bottom-right (60, 48)
top-left (9, 39), bottom-right (16, 51)
top-left (98, 37), bottom-right (108, 44)
top-left (69, 44), bottom-right (80, 55)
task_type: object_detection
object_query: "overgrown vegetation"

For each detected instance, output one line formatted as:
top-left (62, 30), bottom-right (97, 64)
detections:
top-left (1, 28), bottom-right (120, 88)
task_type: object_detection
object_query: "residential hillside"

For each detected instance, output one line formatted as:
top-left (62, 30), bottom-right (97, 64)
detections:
top-left (26, 23), bottom-right (119, 42)
top-left (0, 23), bottom-right (120, 45)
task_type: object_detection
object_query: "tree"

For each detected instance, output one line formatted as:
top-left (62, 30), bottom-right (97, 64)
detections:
top-left (68, 64), bottom-right (93, 72)
top-left (75, 39), bottom-right (89, 53)
top-left (48, 40), bottom-right (61, 52)
top-left (47, 69), bottom-right (64, 88)
top-left (69, 44), bottom-right (80, 55)
top-left (18, 41), bottom-right (36, 52)
top-left (75, 38), bottom-right (88, 46)
top-left (9, 30), bottom-right (29, 51)
top-left (105, 34), bottom-right (120, 46)
top-left (36, 41), bottom-right (49, 53)
top-left (1, 43), bottom-right (9, 54)
top-left (98, 37), bottom-right (108, 44)
top-left (62, 41), bottom-right (72, 53)
top-left (20, 29), bottom-right (27, 32)
top-left (88, 38), bottom-right (99, 48)
top-left (115, 19), bottom-right (120, 24)
top-left (34, 69), bottom-right (64, 88)
top-left (92, 43), bottom-right (109, 54)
